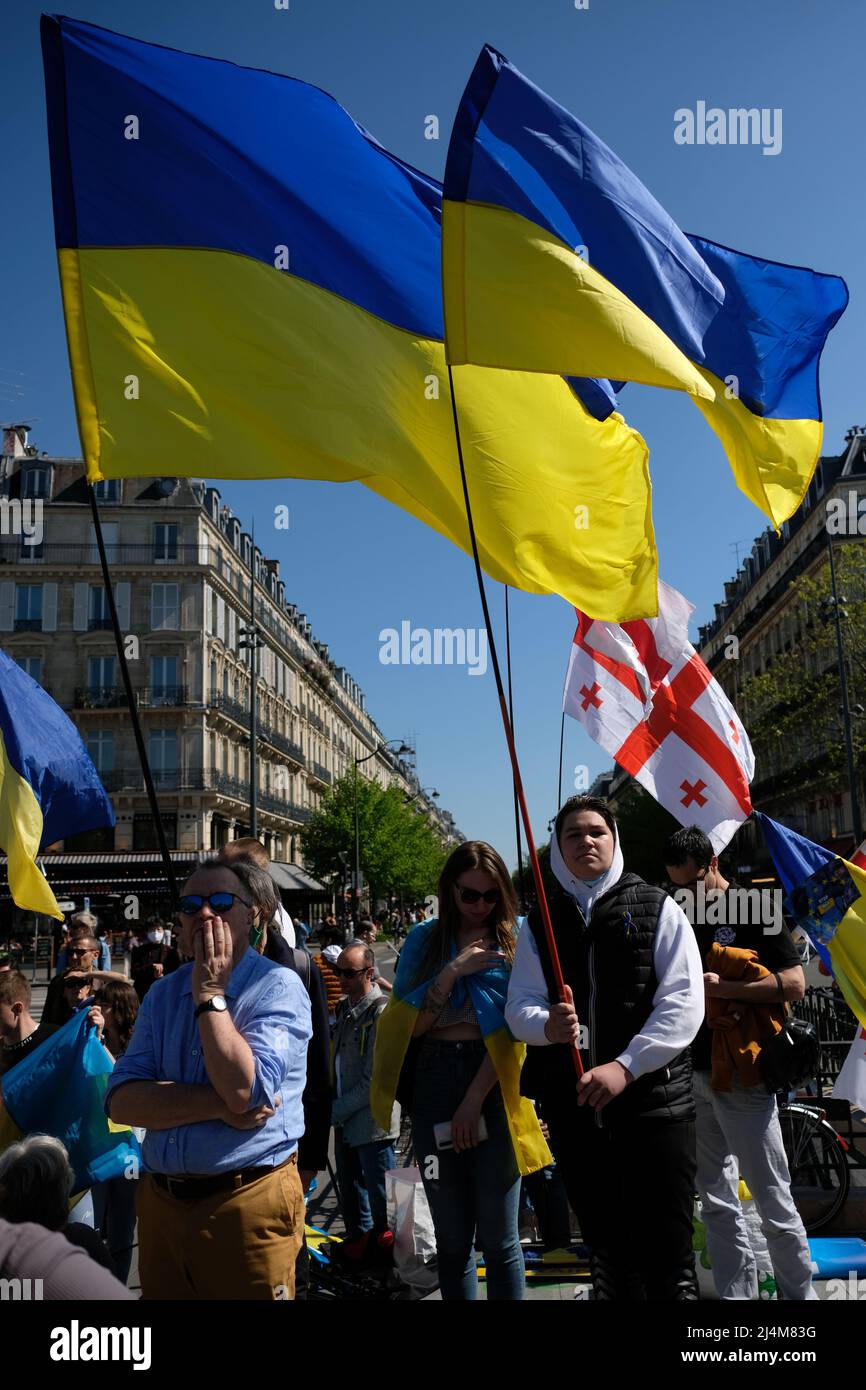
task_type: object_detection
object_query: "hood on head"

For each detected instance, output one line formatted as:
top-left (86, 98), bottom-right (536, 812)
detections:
top-left (549, 804), bottom-right (624, 918)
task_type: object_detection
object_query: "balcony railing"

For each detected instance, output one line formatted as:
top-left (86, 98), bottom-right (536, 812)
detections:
top-left (87, 617), bottom-right (114, 631)
top-left (13, 617), bottom-right (42, 632)
top-left (208, 690), bottom-right (306, 765)
top-left (138, 686), bottom-right (190, 708)
top-left (75, 686), bottom-right (128, 709)
top-left (0, 542), bottom-right (211, 567)
top-left (309, 761), bottom-right (332, 785)
top-left (94, 766), bottom-right (314, 822)
top-left (74, 686), bottom-right (194, 710)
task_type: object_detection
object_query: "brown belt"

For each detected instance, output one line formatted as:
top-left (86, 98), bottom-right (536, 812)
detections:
top-left (152, 1152), bottom-right (296, 1201)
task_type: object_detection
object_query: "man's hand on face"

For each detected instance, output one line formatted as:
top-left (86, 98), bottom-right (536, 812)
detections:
top-left (192, 917), bottom-right (235, 1005)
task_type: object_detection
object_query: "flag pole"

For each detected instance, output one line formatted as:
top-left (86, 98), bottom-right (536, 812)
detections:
top-left (558, 711), bottom-right (565, 809)
top-left (504, 586), bottom-right (526, 909)
top-left (446, 367), bottom-right (583, 1077)
top-left (87, 486), bottom-right (179, 901)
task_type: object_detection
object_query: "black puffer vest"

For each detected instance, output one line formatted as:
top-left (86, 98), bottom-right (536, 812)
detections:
top-left (520, 874), bottom-right (694, 1123)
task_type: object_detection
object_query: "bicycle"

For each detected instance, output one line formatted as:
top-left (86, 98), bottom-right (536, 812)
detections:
top-left (777, 985), bottom-right (866, 1232)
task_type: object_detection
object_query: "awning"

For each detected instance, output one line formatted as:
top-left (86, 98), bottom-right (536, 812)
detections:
top-left (270, 862), bottom-right (327, 895)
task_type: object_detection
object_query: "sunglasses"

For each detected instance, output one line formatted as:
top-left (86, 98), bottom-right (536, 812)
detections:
top-left (67, 947), bottom-right (94, 957)
top-left (178, 892), bottom-right (251, 916)
top-left (333, 966), bottom-right (370, 978)
top-left (456, 886), bottom-right (501, 905)
top-left (64, 977), bottom-right (93, 989)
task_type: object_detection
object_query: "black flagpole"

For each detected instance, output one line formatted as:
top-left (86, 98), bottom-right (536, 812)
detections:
top-left (446, 365), bottom-right (581, 1075)
top-left (88, 485), bottom-right (179, 901)
top-left (504, 586), bottom-right (526, 908)
top-left (558, 711), bottom-right (565, 809)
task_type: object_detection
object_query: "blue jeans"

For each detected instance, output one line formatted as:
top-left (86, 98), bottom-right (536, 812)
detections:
top-left (412, 1038), bottom-right (524, 1301)
top-left (334, 1130), bottom-right (396, 1237)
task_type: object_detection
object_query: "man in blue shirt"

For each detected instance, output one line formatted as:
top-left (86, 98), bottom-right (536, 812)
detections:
top-left (106, 859), bottom-right (312, 1300)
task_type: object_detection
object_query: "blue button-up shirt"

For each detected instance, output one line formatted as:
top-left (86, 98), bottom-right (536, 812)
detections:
top-left (104, 948), bottom-right (311, 1175)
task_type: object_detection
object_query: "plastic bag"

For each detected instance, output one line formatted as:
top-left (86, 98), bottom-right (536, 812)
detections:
top-left (385, 1167), bottom-right (438, 1292)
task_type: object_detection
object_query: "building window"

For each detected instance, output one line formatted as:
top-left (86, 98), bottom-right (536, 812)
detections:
top-left (87, 655), bottom-right (116, 700)
top-left (150, 655), bottom-right (179, 704)
top-left (86, 730), bottom-right (115, 772)
top-left (19, 531), bottom-right (43, 562)
top-left (148, 729), bottom-right (178, 787)
top-left (89, 586), bottom-right (112, 630)
top-left (151, 583), bottom-right (179, 631)
top-left (20, 467), bottom-right (50, 500)
top-left (154, 523), bottom-right (178, 562)
top-left (93, 479), bottom-right (121, 502)
top-left (133, 812), bottom-right (177, 851)
top-left (14, 585), bottom-right (42, 631)
top-left (16, 656), bottom-right (43, 684)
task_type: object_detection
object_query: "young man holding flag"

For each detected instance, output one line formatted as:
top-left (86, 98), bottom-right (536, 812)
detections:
top-left (506, 796), bottom-right (704, 1300)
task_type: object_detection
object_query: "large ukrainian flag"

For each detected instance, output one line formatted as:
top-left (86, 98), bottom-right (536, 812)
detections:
top-left (443, 45), bottom-right (849, 530)
top-left (758, 813), bottom-right (866, 1029)
top-left (0, 1010), bottom-right (140, 1193)
top-left (370, 920), bottom-right (552, 1176)
top-left (41, 16), bottom-right (657, 621)
top-left (0, 650), bottom-right (114, 917)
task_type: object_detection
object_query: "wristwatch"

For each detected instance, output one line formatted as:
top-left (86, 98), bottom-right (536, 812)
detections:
top-left (194, 995), bottom-right (228, 1018)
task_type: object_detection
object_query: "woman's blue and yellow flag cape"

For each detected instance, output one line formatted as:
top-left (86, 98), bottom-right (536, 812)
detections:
top-left (371, 921), bottom-right (552, 1176)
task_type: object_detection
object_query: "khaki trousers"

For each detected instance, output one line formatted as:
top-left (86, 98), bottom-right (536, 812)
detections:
top-left (137, 1154), bottom-right (305, 1300)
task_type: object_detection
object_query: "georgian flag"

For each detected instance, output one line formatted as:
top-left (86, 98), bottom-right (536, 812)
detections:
top-left (564, 580), bottom-right (755, 852)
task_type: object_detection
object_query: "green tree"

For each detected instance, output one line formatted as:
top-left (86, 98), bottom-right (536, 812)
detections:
top-left (737, 540), bottom-right (866, 801)
top-left (300, 769), bottom-right (447, 907)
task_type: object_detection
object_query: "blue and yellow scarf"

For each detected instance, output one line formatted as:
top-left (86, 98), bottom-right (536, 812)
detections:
top-left (370, 920), bottom-right (552, 1176)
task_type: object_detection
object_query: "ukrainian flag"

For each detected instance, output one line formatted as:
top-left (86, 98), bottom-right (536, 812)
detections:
top-left (758, 813), bottom-right (866, 1028)
top-left (370, 921), bottom-right (552, 1176)
top-left (0, 1010), bottom-right (140, 1194)
top-left (442, 46), bottom-right (848, 530)
top-left (41, 15), bottom-right (657, 621)
top-left (0, 650), bottom-right (114, 918)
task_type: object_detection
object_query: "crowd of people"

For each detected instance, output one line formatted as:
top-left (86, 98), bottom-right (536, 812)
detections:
top-left (0, 804), bottom-right (821, 1302)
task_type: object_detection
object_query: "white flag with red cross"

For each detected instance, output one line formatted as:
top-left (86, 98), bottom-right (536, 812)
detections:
top-left (563, 580), bottom-right (755, 852)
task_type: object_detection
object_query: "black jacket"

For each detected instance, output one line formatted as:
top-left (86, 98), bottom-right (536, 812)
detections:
top-left (521, 875), bottom-right (694, 1123)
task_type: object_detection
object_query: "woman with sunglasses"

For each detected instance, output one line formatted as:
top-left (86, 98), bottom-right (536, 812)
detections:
top-left (371, 842), bottom-right (551, 1301)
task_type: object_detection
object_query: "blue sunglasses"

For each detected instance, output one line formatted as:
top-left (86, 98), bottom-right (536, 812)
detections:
top-left (178, 892), bottom-right (251, 916)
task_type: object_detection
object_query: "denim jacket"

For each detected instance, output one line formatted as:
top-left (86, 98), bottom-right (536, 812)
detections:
top-left (331, 985), bottom-right (399, 1146)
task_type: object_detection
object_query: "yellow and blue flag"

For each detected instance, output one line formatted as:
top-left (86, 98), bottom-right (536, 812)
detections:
top-left (442, 46), bottom-right (848, 530)
top-left (41, 15), bottom-right (657, 620)
top-left (758, 813), bottom-right (866, 1028)
top-left (0, 650), bottom-right (114, 918)
top-left (0, 1010), bottom-right (140, 1193)
top-left (370, 920), bottom-right (552, 1176)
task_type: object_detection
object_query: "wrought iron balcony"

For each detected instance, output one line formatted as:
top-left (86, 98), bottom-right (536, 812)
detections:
top-left (74, 686), bottom-right (128, 709)
top-left (13, 617), bottom-right (42, 632)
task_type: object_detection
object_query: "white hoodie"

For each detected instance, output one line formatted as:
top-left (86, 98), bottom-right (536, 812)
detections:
top-left (505, 819), bottom-right (704, 1079)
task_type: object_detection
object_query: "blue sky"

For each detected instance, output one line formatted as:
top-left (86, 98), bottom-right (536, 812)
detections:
top-left (3, 0), bottom-right (863, 867)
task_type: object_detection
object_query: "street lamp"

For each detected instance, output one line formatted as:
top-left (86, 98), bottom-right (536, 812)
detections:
top-left (353, 739), bottom-right (412, 927)
top-left (404, 786), bottom-right (440, 807)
